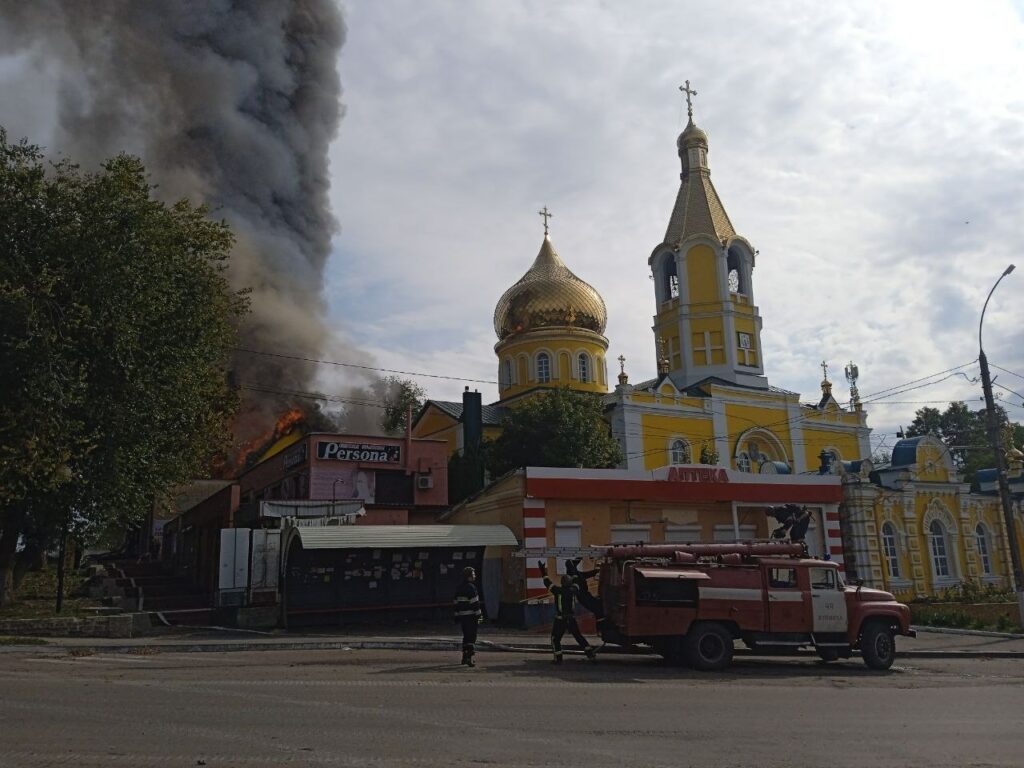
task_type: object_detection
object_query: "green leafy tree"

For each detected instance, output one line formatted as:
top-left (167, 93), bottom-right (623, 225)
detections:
top-left (486, 388), bottom-right (622, 476)
top-left (0, 131), bottom-right (247, 605)
top-left (376, 376), bottom-right (426, 435)
top-left (905, 400), bottom-right (1023, 485)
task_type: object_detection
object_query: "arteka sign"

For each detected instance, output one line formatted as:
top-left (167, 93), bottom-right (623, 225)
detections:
top-left (666, 466), bottom-right (730, 483)
top-left (316, 442), bottom-right (401, 463)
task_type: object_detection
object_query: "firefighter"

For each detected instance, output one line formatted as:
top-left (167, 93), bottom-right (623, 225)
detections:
top-left (453, 566), bottom-right (483, 667)
top-left (538, 560), bottom-right (596, 664)
top-left (566, 558), bottom-right (606, 634)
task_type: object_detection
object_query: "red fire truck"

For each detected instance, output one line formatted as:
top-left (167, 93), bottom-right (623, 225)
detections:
top-left (595, 542), bottom-right (915, 671)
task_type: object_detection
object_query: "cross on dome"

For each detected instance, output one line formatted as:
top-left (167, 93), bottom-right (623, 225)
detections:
top-left (679, 80), bottom-right (698, 120)
top-left (538, 206), bottom-right (553, 236)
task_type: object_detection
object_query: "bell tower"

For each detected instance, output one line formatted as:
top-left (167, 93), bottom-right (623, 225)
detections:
top-left (648, 84), bottom-right (767, 390)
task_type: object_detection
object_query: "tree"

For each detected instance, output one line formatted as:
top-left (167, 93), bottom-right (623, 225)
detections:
top-left (376, 376), bottom-right (426, 435)
top-left (905, 400), bottom-right (1023, 485)
top-left (486, 388), bottom-right (622, 476)
top-left (0, 131), bottom-right (247, 605)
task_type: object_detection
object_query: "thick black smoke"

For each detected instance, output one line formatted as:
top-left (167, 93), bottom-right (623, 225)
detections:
top-left (0, 1), bottom-right (383, 445)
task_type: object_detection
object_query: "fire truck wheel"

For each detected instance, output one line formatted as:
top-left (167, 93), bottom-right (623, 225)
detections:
top-left (685, 622), bottom-right (734, 671)
top-left (860, 623), bottom-right (896, 670)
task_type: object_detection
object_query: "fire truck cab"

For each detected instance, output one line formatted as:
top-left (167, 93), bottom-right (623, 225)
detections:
top-left (598, 542), bottom-right (915, 671)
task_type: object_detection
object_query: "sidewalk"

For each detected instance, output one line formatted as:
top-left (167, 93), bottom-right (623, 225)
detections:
top-left (3, 624), bottom-right (1024, 658)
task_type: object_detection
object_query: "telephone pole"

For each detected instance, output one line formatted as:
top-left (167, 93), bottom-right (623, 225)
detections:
top-left (977, 264), bottom-right (1023, 624)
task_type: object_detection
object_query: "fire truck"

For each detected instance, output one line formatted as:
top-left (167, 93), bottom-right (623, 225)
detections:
top-left (526, 542), bottom-right (915, 671)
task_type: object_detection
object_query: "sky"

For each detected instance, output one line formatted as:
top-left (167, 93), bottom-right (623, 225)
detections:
top-left (1, 1), bottom-right (1022, 460)
top-left (323, 0), bottom-right (1024, 457)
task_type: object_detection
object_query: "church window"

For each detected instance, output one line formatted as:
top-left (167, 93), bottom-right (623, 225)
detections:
top-left (881, 522), bottom-right (901, 579)
top-left (975, 523), bottom-right (993, 575)
top-left (502, 358), bottom-right (513, 387)
top-left (536, 352), bottom-right (551, 383)
top-left (734, 429), bottom-right (787, 474)
top-left (662, 257), bottom-right (679, 301)
top-left (929, 520), bottom-right (951, 578)
top-left (669, 439), bottom-right (690, 465)
top-left (737, 451), bottom-right (751, 473)
top-left (726, 246), bottom-right (748, 295)
top-left (578, 353), bottom-right (590, 383)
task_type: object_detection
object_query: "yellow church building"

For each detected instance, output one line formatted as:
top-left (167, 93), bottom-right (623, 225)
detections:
top-left (415, 102), bottom-right (868, 478)
top-left (413, 95), bottom-right (1022, 602)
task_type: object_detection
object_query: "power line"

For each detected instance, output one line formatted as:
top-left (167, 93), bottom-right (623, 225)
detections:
top-left (233, 346), bottom-right (499, 385)
top-left (990, 363), bottom-right (1024, 382)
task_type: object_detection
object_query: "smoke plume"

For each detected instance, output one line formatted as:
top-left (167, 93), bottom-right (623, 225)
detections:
top-left (0, 1), bottom-right (380, 447)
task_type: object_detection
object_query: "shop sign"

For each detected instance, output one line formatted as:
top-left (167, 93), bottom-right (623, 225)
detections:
top-left (317, 441), bottom-right (401, 463)
top-left (283, 443), bottom-right (307, 469)
top-left (666, 466), bottom-right (729, 483)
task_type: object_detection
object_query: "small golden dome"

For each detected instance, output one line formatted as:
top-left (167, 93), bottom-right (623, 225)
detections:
top-left (678, 119), bottom-right (708, 149)
top-left (494, 235), bottom-right (607, 340)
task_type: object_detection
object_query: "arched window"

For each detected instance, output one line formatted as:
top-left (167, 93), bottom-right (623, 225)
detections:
top-left (669, 439), bottom-right (690, 465)
top-left (502, 358), bottom-right (513, 387)
top-left (663, 257), bottom-right (679, 300)
top-left (929, 520), bottom-right (951, 578)
top-left (726, 246), bottom-right (747, 295)
top-left (536, 352), bottom-right (551, 383)
top-left (578, 353), bottom-right (590, 383)
top-left (975, 523), bottom-right (993, 575)
top-left (734, 429), bottom-right (787, 474)
top-left (881, 522), bottom-right (900, 579)
top-left (737, 451), bottom-right (751, 473)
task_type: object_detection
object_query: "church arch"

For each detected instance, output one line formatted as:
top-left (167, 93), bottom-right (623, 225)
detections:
top-left (923, 500), bottom-right (959, 583)
top-left (533, 349), bottom-right (554, 383)
top-left (667, 437), bottom-right (691, 465)
top-left (881, 521), bottom-right (902, 579)
top-left (652, 250), bottom-right (678, 304)
top-left (555, 349), bottom-right (571, 381)
top-left (975, 522), bottom-right (994, 576)
top-left (516, 353), bottom-right (529, 385)
top-left (733, 428), bottom-right (788, 473)
top-left (501, 357), bottom-right (515, 387)
top-left (576, 350), bottom-right (593, 384)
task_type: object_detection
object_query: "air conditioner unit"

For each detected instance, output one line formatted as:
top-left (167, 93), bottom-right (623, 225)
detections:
top-left (416, 475), bottom-right (434, 490)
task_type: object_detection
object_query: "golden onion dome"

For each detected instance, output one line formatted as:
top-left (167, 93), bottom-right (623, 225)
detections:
top-left (494, 235), bottom-right (607, 340)
top-left (678, 118), bottom-right (708, 149)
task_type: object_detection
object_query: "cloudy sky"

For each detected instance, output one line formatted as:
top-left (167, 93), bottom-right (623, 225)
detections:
top-left (323, 0), bottom-right (1024, 456)
top-left (1, 1), bottom-right (1021, 459)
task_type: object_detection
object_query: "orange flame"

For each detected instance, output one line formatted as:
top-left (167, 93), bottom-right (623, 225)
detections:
top-left (214, 407), bottom-right (307, 479)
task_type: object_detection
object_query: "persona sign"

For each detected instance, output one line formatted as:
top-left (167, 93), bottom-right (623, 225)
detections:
top-left (317, 441), bottom-right (401, 463)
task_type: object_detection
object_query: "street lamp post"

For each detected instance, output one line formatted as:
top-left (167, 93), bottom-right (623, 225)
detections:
top-left (977, 264), bottom-right (1023, 623)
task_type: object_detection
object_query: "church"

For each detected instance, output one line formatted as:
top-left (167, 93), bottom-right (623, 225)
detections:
top-left (412, 93), bottom-right (1022, 613)
top-left (414, 93), bottom-right (868, 479)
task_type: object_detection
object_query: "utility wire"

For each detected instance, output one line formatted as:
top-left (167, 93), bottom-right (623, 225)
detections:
top-left (990, 363), bottom-right (1024, 382)
top-left (233, 346), bottom-right (499, 385)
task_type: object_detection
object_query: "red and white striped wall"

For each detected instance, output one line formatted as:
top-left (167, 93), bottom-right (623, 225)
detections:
top-left (523, 499), bottom-right (548, 598)
top-left (824, 508), bottom-right (845, 571)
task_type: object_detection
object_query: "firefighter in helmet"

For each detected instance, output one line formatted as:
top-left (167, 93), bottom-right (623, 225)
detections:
top-left (566, 557), bottom-right (607, 634)
top-left (453, 566), bottom-right (483, 667)
top-left (538, 560), bottom-right (596, 664)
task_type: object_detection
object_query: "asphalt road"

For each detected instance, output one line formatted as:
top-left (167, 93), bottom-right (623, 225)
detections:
top-left (1, 648), bottom-right (1021, 768)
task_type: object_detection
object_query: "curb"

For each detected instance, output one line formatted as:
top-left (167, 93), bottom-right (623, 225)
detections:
top-left (2, 637), bottom-right (1023, 660)
top-left (911, 625), bottom-right (1024, 640)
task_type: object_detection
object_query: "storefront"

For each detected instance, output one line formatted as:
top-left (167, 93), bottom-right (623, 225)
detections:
top-left (446, 466), bottom-right (844, 625)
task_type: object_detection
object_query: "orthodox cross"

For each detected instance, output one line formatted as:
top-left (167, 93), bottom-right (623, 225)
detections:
top-left (538, 206), bottom-right (553, 236)
top-left (821, 360), bottom-right (829, 381)
top-left (679, 80), bottom-right (698, 119)
top-left (618, 354), bottom-right (626, 375)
